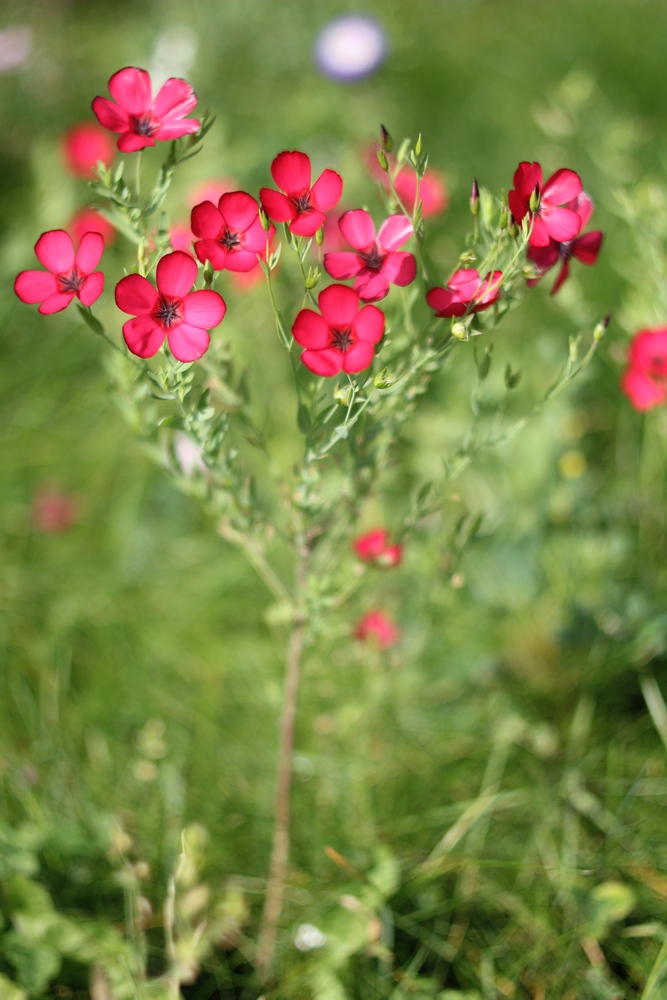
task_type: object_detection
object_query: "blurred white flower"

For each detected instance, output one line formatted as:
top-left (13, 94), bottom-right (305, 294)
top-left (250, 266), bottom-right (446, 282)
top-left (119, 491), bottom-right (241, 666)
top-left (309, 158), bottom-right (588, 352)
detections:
top-left (0, 25), bottom-right (32, 74)
top-left (149, 27), bottom-right (198, 90)
top-left (314, 15), bottom-right (387, 82)
top-left (174, 432), bottom-right (207, 477)
top-left (294, 923), bottom-right (327, 951)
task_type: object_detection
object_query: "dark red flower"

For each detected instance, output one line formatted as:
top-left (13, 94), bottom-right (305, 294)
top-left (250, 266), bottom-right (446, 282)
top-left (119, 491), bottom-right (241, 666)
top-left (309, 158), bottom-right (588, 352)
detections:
top-left (292, 284), bottom-right (384, 376)
top-left (115, 251), bottom-right (225, 362)
top-left (324, 209), bottom-right (416, 302)
top-left (61, 122), bottom-right (114, 178)
top-left (621, 328), bottom-right (667, 411)
top-left (355, 610), bottom-right (400, 648)
top-left (508, 161), bottom-right (583, 248)
top-left (426, 268), bottom-right (502, 318)
top-left (15, 230), bottom-right (105, 314)
top-left (527, 192), bottom-right (603, 294)
top-left (260, 151), bottom-right (343, 237)
top-left (92, 67), bottom-right (199, 153)
top-left (191, 191), bottom-right (273, 272)
top-left (353, 528), bottom-right (403, 567)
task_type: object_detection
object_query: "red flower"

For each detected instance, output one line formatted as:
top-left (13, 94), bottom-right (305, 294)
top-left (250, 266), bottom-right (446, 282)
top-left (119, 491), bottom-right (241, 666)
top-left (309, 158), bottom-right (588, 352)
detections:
top-left (353, 528), bottom-right (403, 567)
top-left (260, 150), bottom-right (343, 237)
top-left (355, 610), bottom-right (400, 648)
top-left (115, 250), bottom-right (225, 362)
top-left (292, 284), bottom-right (384, 376)
top-left (527, 192), bottom-right (603, 294)
top-left (426, 268), bottom-right (502, 318)
top-left (32, 486), bottom-right (78, 533)
top-left (191, 191), bottom-right (272, 272)
top-left (15, 230), bottom-right (105, 314)
top-left (68, 207), bottom-right (116, 246)
top-left (508, 162), bottom-right (583, 248)
top-left (324, 209), bottom-right (416, 302)
top-left (61, 122), bottom-right (114, 178)
top-left (621, 328), bottom-right (667, 411)
top-left (92, 67), bottom-right (199, 153)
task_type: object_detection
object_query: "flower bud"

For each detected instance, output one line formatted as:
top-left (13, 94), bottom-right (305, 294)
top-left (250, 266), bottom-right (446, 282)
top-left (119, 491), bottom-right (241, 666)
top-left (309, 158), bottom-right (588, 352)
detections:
top-left (451, 321), bottom-right (468, 341)
top-left (499, 207), bottom-right (508, 230)
top-left (380, 124), bottom-right (393, 152)
top-left (305, 266), bottom-right (320, 290)
top-left (529, 183), bottom-right (541, 214)
top-left (373, 367), bottom-right (396, 388)
top-left (259, 207), bottom-right (270, 232)
top-left (594, 313), bottom-right (611, 341)
top-left (470, 178), bottom-right (480, 216)
top-left (315, 225), bottom-right (325, 246)
top-left (504, 363), bottom-right (521, 389)
top-left (507, 214), bottom-right (518, 238)
top-left (521, 263), bottom-right (539, 281)
top-left (415, 133), bottom-right (423, 158)
top-left (459, 249), bottom-right (476, 265)
top-left (334, 383), bottom-right (353, 406)
top-left (376, 146), bottom-right (389, 172)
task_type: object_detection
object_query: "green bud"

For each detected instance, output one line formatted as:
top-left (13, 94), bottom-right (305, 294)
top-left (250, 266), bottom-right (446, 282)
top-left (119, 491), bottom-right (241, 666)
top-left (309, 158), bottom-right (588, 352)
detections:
top-left (529, 183), bottom-right (541, 214)
top-left (415, 133), bottom-right (423, 158)
top-left (376, 147), bottom-right (389, 172)
top-left (380, 124), bottom-right (393, 152)
top-left (459, 249), bottom-right (477, 265)
top-left (373, 367), bottom-right (396, 389)
top-left (507, 215), bottom-right (518, 238)
top-left (259, 207), bottom-right (270, 231)
top-left (521, 263), bottom-right (539, 281)
top-left (334, 383), bottom-right (353, 406)
top-left (504, 363), bottom-right (521, 389)
top-left (315, 225), bottom-right (324, 246)
top-left (203, 259), bottom-right (214, 287)
top-left (451, 321), bottom-right (468, 341)
top-left (594, 313), bottom-right (611, 341)
top-left (470, 178), bottom-right (480, 216)
top-left (305, 267), bottom-right (320, 290)
top-left (499, 207), bottom-right (508, 230)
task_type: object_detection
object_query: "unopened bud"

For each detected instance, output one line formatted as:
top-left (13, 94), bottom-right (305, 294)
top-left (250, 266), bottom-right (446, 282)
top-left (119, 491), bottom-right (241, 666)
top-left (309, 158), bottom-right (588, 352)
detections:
top-left (373, 367), bottom-right (396, 389)
top-left (470, 178), bottom-right (480, 216)
top-left (305, 267), bottom-right (320, 290)
top-left (504, 363), bottom-right (521, 389)
top-left (376, 146), bottom-right (389, 172)
top-left (259, 207), bottom-right (270, 231)
top-left (478, 344), bottom-right (493, 380)
top-left (529, 183), bottom-right (541, 214)
top-left (451, 321), bottom-right (468, 341)
top-left (521, 263), bottom-right (539, 280)
top-left (203, 259), bottom-right (214, 287)
top-left (315, 226), bottom-right (324, 246)
top-left (594, 313), bottom-right (611, 341)
top-left (380, 124), bottom-right (393, 152)
top-left (459, 249), bottom-right (476, 265)
top-left (507, 214), bottom-right (518, 238)
top-left (499, 207), bottom-right (508, 230)
top-left (415, 133), bottom-right (423, 158)
top-left (334, 384), bottom-right (353, 406)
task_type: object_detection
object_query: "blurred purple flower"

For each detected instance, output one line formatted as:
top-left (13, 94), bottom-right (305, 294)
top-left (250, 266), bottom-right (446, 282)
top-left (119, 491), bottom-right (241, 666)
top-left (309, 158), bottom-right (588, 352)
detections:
top-left (314, 15), bottom-right (387, 82)
top-left (0, 25), bottom-right (32, 74)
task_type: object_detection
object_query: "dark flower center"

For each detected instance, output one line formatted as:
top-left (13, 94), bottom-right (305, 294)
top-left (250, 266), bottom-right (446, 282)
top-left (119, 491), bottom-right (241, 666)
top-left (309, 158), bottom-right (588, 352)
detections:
top-left (292, 193), bottom-right (313, 214)
top-left (57, 268), bottom-right (85, 294)
top-left (153, 295), bottom-right (183, 330)
top-left (220, 228), bottom-right (242, 251)
top-left (358, 244), bottom-right (387, 271)
top-left (130, 113), bottom-right (158, 138)
top-left (330, 327), bottom-right (354, 353)
top-left (559, 241), bottom-right (573, 260)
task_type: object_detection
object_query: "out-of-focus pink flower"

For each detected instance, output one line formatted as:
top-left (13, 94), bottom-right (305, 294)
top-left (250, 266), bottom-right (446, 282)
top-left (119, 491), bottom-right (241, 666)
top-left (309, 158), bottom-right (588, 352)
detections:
top-left (621, 328), bottom-right (667, 411)
top-left (292, 284), bottom-right (384, 376)
top-left (92, 67), bottom-right (199, 153)
top-left (355, 610), bottom-right (400, 648)
top-left (508, 161), bottom-right (582, 248)
top-left (15, 230), bottom-right (105, 314)
top-left (61, 122), bottom-right (114, 178)
top-left (527, 192), bottom-right (603, 294)
top-left (115, 250), bottom-right (225, 361)
top-left (324, 209), bottom-right (416, 302)
top-left (367, 149), bottom-right (448, 218)
top-left (426, 268), bottom-right (502, 318)
top-left (32, 486), bottom-right (78, 532)
top-left (186, 178), bottom-right (238, 209)
top-left (169, 223), bottom-right (193, 252)
top-left (68, 207), bottom-right (116, 246)
top-left (192, 191), bottom-right (271, 272)
top-left (353, 528), bottom-right (402, 567)
top-left (260, 151), bottom-right (343, 237)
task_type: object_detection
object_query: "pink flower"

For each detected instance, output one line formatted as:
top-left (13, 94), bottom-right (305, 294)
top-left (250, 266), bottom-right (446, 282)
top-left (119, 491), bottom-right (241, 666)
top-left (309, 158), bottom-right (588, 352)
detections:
top-left (355, 610), bottom-right (400, 648)
top-left (92, 67), bottom-right (199, 153)
top-left (191, 191), bottom-right (272, 272)
top-left (169, 223), bottom-right (193, 253)
top-left (527, 192), bottom-right (603, 294)
top-left (292, 284), bottom-right (384, 376)
top-left (353, 528), bottom-right (403, 567)
top-left (324, 209), bottom-right (416, 302)
top-left (115, 251), bottom-right (226, 362)
top-left (32, 486), bottom-right (78, 533)
top-left (68, 207), bottom-right (116, 246)
top-left (621, 328), bottom-right (667, 411)
top-left (14, 230), bottom-right (105, 314)
top-left (426, 268), bottom-right (502, 318)
top-left (61, 122), bottom-right (114, 178)
top-left (260, 151), bottom-right (343, 237)
top-left (186, 178), bottom-right (238, 209)
top-left (508, 162), bottom-right (583, 248)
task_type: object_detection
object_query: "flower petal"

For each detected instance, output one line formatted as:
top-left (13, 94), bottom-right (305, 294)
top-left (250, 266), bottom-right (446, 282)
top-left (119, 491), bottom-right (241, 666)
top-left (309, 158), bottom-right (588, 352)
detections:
top-left (290, 211), bottom-right (326, 236)
top-left (318, 284), bottom-right (359, 326)
top-left (542, 168), bottom-right (582, 205)
top-left (621, 367), bottom-right (667, 411)
top-left (300, 347), bottom-right (343, 376)
top-left (271, 150), bottom-right (311, 195)
top-left (572, 191), bottom-right (594, 228)
top-left (543, 206), bottom-right (582, 243)
top-left (35, 230), bottom-right (75, 274)
top-left (527, 241), bottom-right (560, 271)
top-left (382, 251), bottom-right (416, 286)
top-left (354, 270), bottom-right (390, 302)
top-left (572, 231), bottom-right (603, 265)
top-left (153, 119), bottom-right (200, 141)
top-left (338, 209), bottom-right (375, 250)
top-left (191, 201), bottom-right (223, 240)
top-left (75, 231), bottom-right (104, 273)
top-left (508, 189), bottom-right (528, 223)
top-left (123, 315), bottom-right (165, 357)
top-left (91, 96), bottom-right (129, 133)
top-left (342, 340), bottom-right (375, 374)
top-left (108, 67), bottom-right (152, 114)
top-left (225, 249), bottom-right (261, 272)
top-left (292, 309), bottom-right (330, 349)
top-left (39, 292), bottom-right (75, 314)
top-left (528, 216), bottom-right (551, 247)
top-left (513, 161), bottom-right (542, 199)
top-left (153, 77), bottom-right (197, 121)
top-left (311, 169), bottom-right (343, 211)
top-left (194, 240), bottom-right (228, 270)
top-left (353, 304), bottom-right (385, 344)
top-left (115, 273), bottom-right (158, 315)
top-left (550, 259), bottom-right (570, 296)
top-left (156, 251), bottom-right (198, 297)
top-left (167, 322), bottom-right (210, 362)
top-left (425, 287), bottom-right (464, 317)
top-left (242, 216), bottom-right (269, 253)
top-left (78, 271), bottom-right (105, 306)
top-left (377, 215), bottom-right (413, 251)
top-left (323, 252), bottom-right (362, 280)
top-left (14, 270), bottom-right (58, 304)
top-left (118, 131), bottom-right (154, 153)
top-left (260, 188), bottom-right (296, 223)
top-left (182, 289), bottom-right (226, 328)
top-left (219, 191), bottom-right (259, 232)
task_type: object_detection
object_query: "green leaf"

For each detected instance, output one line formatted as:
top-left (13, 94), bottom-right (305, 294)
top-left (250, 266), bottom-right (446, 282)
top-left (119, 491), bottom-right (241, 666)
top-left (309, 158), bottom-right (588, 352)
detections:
top-left (297, 403), bottom-right (311, 435)
top-left (0, 972), bottom-right (28, 1000)
top-left (76, 302), bottom-right (104, 336)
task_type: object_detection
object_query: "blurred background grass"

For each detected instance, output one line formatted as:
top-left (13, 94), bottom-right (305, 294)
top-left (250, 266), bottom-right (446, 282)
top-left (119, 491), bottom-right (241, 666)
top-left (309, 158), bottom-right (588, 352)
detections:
top-left (2, 0), bottom-right (667, 996)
